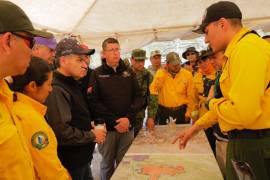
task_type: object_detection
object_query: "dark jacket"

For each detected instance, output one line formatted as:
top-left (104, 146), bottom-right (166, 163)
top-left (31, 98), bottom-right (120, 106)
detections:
top-left (212, 71), bottom-right (228, 141)
top-left (46, 71), bottom-right (95, 170)
top-left (88, 60), bottom-right (143, 131)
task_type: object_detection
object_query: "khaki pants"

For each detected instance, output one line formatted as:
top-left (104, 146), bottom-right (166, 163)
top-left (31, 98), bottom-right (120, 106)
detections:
top-left (216, 140), bottom-right (228, 178)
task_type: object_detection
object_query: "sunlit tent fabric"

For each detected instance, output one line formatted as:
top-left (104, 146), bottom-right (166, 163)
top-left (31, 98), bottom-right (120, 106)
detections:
top-left (11, 0), bottom-right (270, 53)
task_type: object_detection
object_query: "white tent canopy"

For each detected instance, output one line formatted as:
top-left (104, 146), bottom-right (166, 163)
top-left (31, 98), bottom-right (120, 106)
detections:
top-left (11, 0), bottom-right (270, 53)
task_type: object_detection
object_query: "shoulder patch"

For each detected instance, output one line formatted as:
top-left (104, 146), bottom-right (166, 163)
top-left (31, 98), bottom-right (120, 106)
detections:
top-left (31, 131), bottom-right (49, 150)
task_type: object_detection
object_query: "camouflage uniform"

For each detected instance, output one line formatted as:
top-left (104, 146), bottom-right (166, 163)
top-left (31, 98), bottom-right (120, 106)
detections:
top-left (133, 68), bottom-right (158, 136)
top-left (130, 49), bottom-right (158, 136)
top-left (147, 65), bottom-right (159, 76)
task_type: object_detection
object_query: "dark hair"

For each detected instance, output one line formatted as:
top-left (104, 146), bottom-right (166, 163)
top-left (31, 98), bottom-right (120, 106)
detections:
top-left (11, 57), bottom-right (52, 92)
top-left (54, 56), bottom-right (60, 68)
top-left (102, 37), bottom-right (119, 50)
top-left (227, 18), bottom-right (242, 27)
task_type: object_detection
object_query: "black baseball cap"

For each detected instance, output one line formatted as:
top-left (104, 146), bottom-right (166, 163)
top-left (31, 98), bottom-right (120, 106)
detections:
top-left (0, 1), bottom-right (52, 38)
top-left (193, 1), bottom-right (242, 34)
top-left (55, 38), bottom-right (95, 58)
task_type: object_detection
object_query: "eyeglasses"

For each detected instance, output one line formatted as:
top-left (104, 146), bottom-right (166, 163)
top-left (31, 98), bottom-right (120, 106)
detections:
top-left (186, 52), bottom-right (196, 56)
top-left (105, 48), bottom-right (121, 53)
top-left (12, 32), bottom-right (35, 49)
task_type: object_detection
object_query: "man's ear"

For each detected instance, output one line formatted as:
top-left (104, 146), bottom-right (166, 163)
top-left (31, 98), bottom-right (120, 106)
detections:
top-left (101, 50), bottom-right (105, 58)
top-left (59, 56), bottom-right (67, 67)
top-left (24, 81), bottom-right (37, 94)
top-left (1, 32), bottom-right (12, 53)
top-left (218, 18), bottom-right (227, 30)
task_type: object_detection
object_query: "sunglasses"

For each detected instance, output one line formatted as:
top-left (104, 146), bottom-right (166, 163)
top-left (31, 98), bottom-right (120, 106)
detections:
top-left (186, 52), bottom-right (196, 56)
top-left (12, 32), bottom-right (35, 49)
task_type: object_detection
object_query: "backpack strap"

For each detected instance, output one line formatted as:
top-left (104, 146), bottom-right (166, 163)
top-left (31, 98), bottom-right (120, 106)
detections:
top-left (237, 30), bottom-right (259, 42)
top-left (237, 31), bottom-right (270, 91)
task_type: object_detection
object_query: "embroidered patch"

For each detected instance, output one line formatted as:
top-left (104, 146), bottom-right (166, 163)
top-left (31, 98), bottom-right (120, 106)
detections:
top-left (87, 86), bottom-right (93, 94)
top-left (122, 71), bottom-right (130, 77)
top-left (99, 75), bottom-right (110, 78)
top-left (31, 131), bottom-right (49, 150)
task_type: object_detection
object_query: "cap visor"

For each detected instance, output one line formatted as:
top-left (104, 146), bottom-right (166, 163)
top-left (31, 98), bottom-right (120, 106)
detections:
top-left (27, 29), bottom-right (53, 38)
top-left (134, 57), bottom-right (147, 60)
top-left (86, 49), bottom-right (95, 55)
top-left (151, 53), bottom-right (161, 57)
top-left (76, 49), bottom-right (95, 56)
top-left (192, 24), bottom-right (207, 34)
top-left (168, 61), bottom-right (180, 65)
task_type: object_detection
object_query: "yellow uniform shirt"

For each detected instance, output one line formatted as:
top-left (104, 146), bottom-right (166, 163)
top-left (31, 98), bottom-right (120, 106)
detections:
top-left (0, 80), bottom-right (34, 179)
top-left (150, 68), bottom-right (195, 117)
top-left (196, 28), bottom-right (270, 132)
top-left (13, 92), bottom-right (70, 180)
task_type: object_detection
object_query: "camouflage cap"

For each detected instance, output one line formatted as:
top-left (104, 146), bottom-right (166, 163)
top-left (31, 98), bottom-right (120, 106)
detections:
top-left (150, 50), bottom-right (161, 58)
top-left (131, 49), bottom-right (147, 60)
top-left (55, 38), bottom-right (95, 58)
top-left (0, 1), bottom-right (52, 38)
top-left (166, 52), bottom-right (181, 65)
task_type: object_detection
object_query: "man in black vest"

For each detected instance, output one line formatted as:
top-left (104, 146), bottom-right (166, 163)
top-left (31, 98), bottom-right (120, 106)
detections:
top-left (46, 38), bottom-right (106, 180)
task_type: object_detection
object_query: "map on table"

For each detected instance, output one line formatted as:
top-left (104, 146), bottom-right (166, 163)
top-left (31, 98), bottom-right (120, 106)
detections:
top-left (128, 125), bottom-right (212, 154)
top-left (111, 154), bottom-right (223, 180)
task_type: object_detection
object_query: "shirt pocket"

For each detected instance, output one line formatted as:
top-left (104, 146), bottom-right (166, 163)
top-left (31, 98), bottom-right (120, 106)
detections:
top-left (175, 80), bottom-right (188, 95)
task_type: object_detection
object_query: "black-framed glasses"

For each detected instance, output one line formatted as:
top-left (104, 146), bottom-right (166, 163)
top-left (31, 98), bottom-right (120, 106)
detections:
top-left (12, 32), bottom-right (35, 49)
top-left (105, 48), bottom-right (121, 53)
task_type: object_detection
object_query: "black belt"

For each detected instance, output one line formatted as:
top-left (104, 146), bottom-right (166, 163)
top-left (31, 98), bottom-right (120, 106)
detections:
top-left (228, 129), bottom-right (270, 139)
top-left (158, 104), bottom-right (186, 111)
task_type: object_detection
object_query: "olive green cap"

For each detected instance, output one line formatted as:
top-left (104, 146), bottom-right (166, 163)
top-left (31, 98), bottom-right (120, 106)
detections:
top-left (0, 1), bottom-right (52, 38)
top-left (131, 49), bottom-right (147, 60)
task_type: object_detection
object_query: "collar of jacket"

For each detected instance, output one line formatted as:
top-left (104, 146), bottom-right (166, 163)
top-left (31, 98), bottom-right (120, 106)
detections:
top-left (131, 66), bottom-right (148, 75)
top-left (224, 27), bottom-right (249, 59)
top-left (102, 59), bottom-right (127, 74)
top-left (53, 71), bottom-right (79, 86)
top-left (15, 92), bottom-right (47, 116)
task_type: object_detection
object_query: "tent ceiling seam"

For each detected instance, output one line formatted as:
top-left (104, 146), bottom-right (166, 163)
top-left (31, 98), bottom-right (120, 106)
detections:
top-left (71, 0), bottom-right (98, 33)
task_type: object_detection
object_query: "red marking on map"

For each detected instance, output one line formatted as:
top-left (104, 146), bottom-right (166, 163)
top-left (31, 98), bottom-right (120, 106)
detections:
top-left (141, 164), bottom-right (185, 180)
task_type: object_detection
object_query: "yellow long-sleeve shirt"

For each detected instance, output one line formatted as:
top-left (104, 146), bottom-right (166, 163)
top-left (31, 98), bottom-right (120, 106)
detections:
top-left (196, 28), bottom-right (270, 132)
top-left (13, 92), bottom-right (70, 180)
top-left (0, 80), bottom-right (35, 179)
top-left (150, 68), bottom-right (195, 117)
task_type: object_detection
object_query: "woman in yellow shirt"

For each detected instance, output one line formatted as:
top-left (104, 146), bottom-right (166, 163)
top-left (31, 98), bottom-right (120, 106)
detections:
top-left (11, 57), bottom-right (70, 180)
